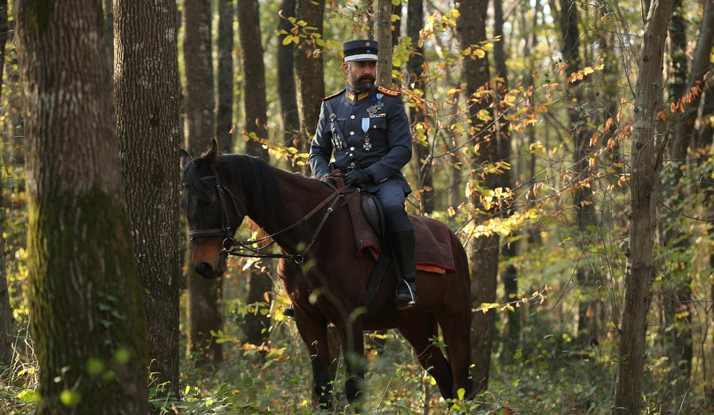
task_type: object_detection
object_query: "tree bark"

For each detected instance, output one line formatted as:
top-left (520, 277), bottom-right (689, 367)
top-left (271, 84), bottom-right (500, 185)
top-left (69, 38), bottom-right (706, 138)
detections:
top-left (375, 0), bottom-right (393, 87)
top-left (493, 0), bottom-right (520, 358)
top-left (114, 0), bottom-right (181, 398)
top-left (104, 0), bottom-right (113, 69)
top-left (613, 0), bottom-right (676, 413)
top-left (238, 0), bottom-right (270, 160)
top-left (216, 0), bottom-right (235, 153)
top-left (15, 1), bottom-right (148, 412)
top-left (407, 0), bottom-right (433, 214)
top-left (277, 0), bottom-right (301, 171)
top-left (237, 0), bottom-right (274, 346)
top-left (183, 0), bottom-right (223, 366)
top-left (0, 0), bottom-right (13, 370)
top-left (455, 0), bottom-right (499, 394)
top-left (294, 0), bottom-right (325, 169)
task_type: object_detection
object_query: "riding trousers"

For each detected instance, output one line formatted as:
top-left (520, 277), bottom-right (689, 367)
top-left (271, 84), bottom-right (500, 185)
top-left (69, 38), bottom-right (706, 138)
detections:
top-left (370, 180), bottom-right (413, 232)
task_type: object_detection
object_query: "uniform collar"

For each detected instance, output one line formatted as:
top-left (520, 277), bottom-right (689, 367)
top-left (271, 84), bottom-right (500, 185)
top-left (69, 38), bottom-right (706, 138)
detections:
top-left (346, 85), bottom-right (376, 104)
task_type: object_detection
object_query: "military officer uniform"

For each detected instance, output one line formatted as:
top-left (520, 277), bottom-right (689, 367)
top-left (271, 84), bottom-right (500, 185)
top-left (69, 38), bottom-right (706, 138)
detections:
top-left (309, 39), bottom-right (418, 310)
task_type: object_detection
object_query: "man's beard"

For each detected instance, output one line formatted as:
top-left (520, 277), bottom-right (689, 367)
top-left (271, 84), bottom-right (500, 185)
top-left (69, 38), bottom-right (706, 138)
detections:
top-left (349, 74), bottom-right (375, 93)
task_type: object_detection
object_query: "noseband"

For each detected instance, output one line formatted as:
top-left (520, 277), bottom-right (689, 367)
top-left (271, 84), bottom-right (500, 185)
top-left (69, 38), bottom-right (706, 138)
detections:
top-left (188, 167), bottom-right (245, 250)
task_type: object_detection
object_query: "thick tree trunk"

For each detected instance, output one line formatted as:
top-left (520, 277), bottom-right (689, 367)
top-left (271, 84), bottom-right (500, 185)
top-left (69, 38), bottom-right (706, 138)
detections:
top-left (294, 0), bottom-right (325, 169)
top-left (558, 0), bottom-right (599, 345)
top-left (613, 0), bottom-right (675, 413)
top-left (15, 1), bottom-right (148, 412)
top-left (183, 0), bottom-right (223, 366)
top-left (237, 0), bottom-right (274, 346)
top-left (217, 0), bottom-right (235, 153)
top-left (238, 0), bottom-right (269, 160)
top-left (407, 0), bottom-right (433, 214)
top-left (375, 0), bottom-right (393, 87)
top-left (0, 0), bottom-right (13, 369)
top-left (114, 0), bottom-right (181, 398)
top-left (104, 0), bottom-right (113, 68)
top-left (243, 271), bottom-right (272, 349)
top-left (455, 0), bottom-right (499, 394)
top-left (697, 75), bottom-right (714, 150)
top-left (277, 0), bottom-right (301, 171)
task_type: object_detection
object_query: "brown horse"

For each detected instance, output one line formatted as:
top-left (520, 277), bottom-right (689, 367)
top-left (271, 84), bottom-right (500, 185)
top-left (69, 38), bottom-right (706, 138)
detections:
top-left (180, 140), bottom-right (473, 408)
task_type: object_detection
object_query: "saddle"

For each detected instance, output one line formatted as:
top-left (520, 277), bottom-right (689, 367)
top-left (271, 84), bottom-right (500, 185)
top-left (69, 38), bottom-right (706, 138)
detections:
top-left (321, 174), bottom-right (456, 274)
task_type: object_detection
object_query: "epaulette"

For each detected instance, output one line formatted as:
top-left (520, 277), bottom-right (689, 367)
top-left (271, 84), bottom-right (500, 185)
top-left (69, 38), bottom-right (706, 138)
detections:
top-left (377, 86), bottom-right (401, 97)
top-left (323, 89), bottom-right (346, 101)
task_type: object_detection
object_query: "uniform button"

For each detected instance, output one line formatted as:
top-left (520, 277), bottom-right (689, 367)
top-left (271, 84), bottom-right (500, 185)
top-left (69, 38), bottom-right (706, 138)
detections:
top-left (349, 153), bottom-right (354, 157)
top-left (350, 131), bottom-right (355, 135)
top-left (350, 147), bottom-right (355, 151)
top-left (373, 125), bottom-right (377, 129)
top-left (350, 115), bottom-right (355, 119)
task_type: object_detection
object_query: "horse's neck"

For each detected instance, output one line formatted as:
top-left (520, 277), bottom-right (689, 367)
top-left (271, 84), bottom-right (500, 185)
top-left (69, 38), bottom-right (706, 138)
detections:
top-left (248, 167), bottom-right (332, 252)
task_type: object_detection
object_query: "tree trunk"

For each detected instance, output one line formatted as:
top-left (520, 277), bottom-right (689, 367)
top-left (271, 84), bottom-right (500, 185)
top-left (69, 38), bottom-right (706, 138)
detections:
top-left (493, 0), bottom-right (520, 358)
top-left (407, 0), bottom-right (433, 214)
top-left (375, 0), bottom-right (393, 87)
top-left (238, 0), bottom-right (270, 160)
top-left (183, 0), bottom-right (223, 366)
top-left (663, 0), bottom-right (714, 386)
top-left (455, 0), bottom-right (499, 394)
top-left (558, 0), bottom-right (599, 346)
top-left (104, 0), bottom-right (113, 68)
top-left (277, 0), bottom-right (301, 171)
top-left (114, 0), bottom-right (181, 398)
top-left (217, 0), bottom-right (235, 153)
top-left (243, 270), bottom-right (272, 349)
top-left (613, 0), bottom-right (675, 413)
top-left (237, 0), bottom-right (274, 346)
top-left (294, 0), bottom-right (325, 169)
top-left (0, 0), bottom-right (13, 370)
top-left (15, 1), bottom-right (148, 412)
top-left (697, 75), bottom-right (714, 150)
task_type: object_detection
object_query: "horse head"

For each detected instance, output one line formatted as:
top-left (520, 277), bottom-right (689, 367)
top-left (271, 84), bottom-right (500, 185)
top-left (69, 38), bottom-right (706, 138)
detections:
top-left (180, 139), bottom-right (244, 279)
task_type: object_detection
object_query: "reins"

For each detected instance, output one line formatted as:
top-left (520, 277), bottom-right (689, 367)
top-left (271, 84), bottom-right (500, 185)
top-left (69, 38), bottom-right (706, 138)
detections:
top-left (189, 168), bottom-right (356, 264)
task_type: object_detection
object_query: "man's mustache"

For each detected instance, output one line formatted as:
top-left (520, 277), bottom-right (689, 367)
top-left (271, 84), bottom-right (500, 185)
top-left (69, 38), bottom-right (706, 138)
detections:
top-left (358, 75), bottom-right (375, 82)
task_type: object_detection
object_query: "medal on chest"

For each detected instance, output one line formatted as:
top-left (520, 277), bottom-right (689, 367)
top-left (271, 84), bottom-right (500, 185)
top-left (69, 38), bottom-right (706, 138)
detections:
top-left (361, 118), bottom-right (372, 151)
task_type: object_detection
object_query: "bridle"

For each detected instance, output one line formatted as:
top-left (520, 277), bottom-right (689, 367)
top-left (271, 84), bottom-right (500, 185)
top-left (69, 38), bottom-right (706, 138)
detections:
top-left (188, 166), bottom-right (246, 252)
top-left (187, 167), bottom-right (357, 264)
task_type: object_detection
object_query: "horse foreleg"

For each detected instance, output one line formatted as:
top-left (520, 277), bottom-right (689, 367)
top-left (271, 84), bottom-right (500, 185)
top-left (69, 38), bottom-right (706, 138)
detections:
top-left (398, 316), bottom-right (454, 400)
top-left (294, 309), bottom-right (334, 408)
top-left (337, 319), bottom-right (366, 407)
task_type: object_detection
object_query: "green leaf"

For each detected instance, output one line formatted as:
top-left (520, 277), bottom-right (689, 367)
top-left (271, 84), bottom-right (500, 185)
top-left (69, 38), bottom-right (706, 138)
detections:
top-left (282, 35), bottom-right (294, 45)
top-left (114, 347), bottom-right (130, 365)
top-left (86, 358), bottom-right (104, 375)
top-left (392, 57), bottom-right (402, 67)
top-left (60, 390), bottom-right (81, 407)
top-left (457, 388), bottom-right (465, 400)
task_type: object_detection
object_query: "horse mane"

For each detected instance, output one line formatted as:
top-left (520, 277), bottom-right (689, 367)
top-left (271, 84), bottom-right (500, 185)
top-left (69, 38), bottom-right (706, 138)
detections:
top-left (183, 154), bottom-right (286, 226)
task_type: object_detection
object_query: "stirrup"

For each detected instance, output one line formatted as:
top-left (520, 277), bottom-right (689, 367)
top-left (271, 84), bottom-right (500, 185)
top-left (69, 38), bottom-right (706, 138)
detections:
top-left (395, 281), bottom-right (417, 310)
top-left (283, 306), bottom-right (295, 319)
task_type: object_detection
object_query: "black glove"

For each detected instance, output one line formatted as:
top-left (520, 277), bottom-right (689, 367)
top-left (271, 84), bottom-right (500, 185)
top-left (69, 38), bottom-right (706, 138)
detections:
top-left (345, 169), bottom-right (372, 186)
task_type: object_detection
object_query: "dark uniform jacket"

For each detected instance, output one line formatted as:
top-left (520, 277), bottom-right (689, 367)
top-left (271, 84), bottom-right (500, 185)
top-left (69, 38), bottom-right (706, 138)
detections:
top-left (309, 85), bottom-right (412, 195)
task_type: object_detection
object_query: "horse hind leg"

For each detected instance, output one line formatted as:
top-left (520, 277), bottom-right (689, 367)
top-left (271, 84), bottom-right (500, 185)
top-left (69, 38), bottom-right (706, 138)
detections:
top-left (337, 318), bottom-right (366, 409)
top-left (398, 315), bottom-right (454, 400)
top-left (437, 310), bottom-right (473, 400)
top-left (294, 308), bottom-right (334, 408)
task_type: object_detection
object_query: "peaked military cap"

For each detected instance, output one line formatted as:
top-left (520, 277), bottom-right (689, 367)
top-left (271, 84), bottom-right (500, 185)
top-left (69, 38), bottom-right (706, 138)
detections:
top-left (343, 39), bottom-right (379, 62)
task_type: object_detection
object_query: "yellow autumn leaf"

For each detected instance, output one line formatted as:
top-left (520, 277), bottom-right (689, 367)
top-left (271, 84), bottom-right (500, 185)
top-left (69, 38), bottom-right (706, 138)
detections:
top-left (282, 35), bottom-right (293, 45)
top-left (474, 49), bottom-right (486, 59)
top-left (450, 9), bottom-right (461, 18)
top-left (482, 42), bottom-right (493, 51)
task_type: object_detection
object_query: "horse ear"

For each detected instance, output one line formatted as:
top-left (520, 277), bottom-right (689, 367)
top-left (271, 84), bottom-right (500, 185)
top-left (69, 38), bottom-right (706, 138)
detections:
top-left (202, 139), bottom-right (219, 164)
top-left (179, 149), bottom-right (192, 170)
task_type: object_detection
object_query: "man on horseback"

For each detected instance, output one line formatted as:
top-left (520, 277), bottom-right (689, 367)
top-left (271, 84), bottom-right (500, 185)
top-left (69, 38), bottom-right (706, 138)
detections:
top-left (308, 39), bottom-right (417, 310)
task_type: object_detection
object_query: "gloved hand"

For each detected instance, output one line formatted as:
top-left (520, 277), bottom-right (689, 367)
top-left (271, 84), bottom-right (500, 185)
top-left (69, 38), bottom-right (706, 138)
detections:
top-left (345, 169), bottom-right (372, 186)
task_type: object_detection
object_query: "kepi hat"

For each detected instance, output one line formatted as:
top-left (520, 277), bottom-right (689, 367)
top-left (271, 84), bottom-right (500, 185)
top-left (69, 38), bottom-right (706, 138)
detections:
top-left (343, 39), bottom-right (379, 62)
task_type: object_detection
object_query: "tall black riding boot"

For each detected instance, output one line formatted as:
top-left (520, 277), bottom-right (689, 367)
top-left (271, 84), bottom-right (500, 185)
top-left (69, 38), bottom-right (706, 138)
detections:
top-left (391, 228), bottom-right (417, 310)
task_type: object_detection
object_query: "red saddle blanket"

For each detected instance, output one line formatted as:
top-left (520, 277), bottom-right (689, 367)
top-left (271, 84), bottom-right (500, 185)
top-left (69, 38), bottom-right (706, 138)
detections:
top-left (345, 191), bottom-right (456, 274)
